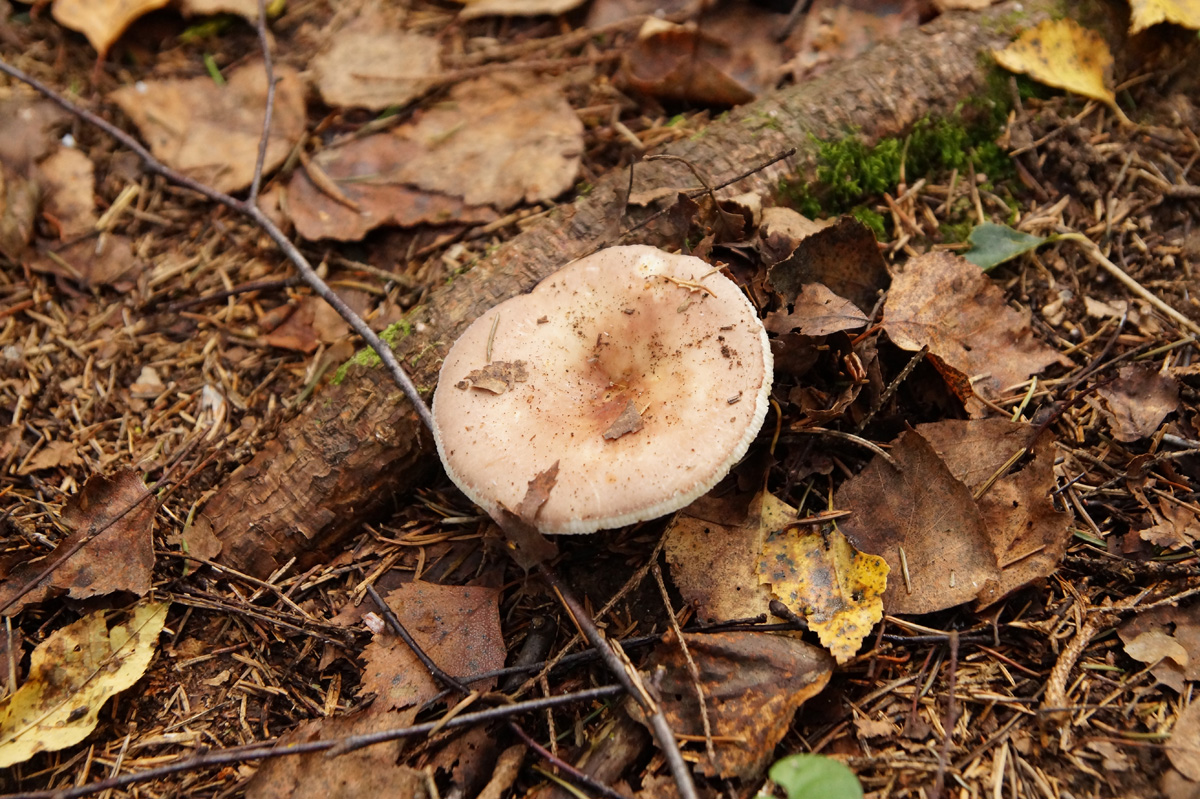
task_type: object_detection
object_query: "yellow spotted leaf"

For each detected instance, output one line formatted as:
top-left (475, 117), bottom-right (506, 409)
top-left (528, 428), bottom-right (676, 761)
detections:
top-left (758, 516), bottom-right (889, 665)
top-left (0, 601), bottom-right (169, 768)
top-left (993, 19), bottom-right (1118, 108)
top-left (1129, 0), bottom-right (1200, 33)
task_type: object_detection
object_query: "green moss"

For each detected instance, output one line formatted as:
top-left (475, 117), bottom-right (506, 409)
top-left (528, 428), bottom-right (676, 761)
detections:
top-left (850, 206), bottom-right (888, 241)
top-left (331, 319), bottom-right (414, 385)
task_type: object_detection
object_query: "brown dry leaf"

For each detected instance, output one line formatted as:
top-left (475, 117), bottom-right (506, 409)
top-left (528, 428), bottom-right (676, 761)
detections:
top-left (1130, 0), bottom-right (1200, 33)
top-left (1169, 700), bottom-right (1200, 781)
top-left (0, 98), bottom-right (69, 170)
top-left (784, 0), bottom-right (921, 81)
top-left (245, 708), bottom-right (428, 799)
top-left (0, 166), bottom-right (39, 261)
top-left (55, 470), bottom-right (157, 599)
top-left (757, 506), bottom-right (889, 664)
top-left (109, 62), bottom-right (305, 194)
top-left (311, 20), bottom-right (440, 111)
top-left (16, 440), bottom-right (83, 475)
top-left (766, 215), bottom-right (889, 312)
top-left (618, 18), bottom-right (760, 106)
top-left (262, 297), bottom-right (350, 353)
top-left (664, 490), bottom-right (777, 623)
top-left (1124, 630), bottom-right (1189, 670)
top-left (457, 0), bottom-right (586, 20)
top-left (286, 136), bottom-right (496, 241)
top-left (51, 0), bottom-right (170, 56)
top-left (639, 630), bottom-right (833, 779)
top-left (765, 282), bottom-right (868, 337)
top-left (1142, 497), bottom-right (1200, 550)
top-left (918, 419), bottom-right (1071, 607)
top-left (359, 581), bottom-right (504, 711)
top-left (1119, 605), bottom-right (1200, 691)
top-left (176, 0), bottom-right (261, 18)
top-left (1096, 364), bottom-right (1180, 442)
top-left (882, 251), bottom-right (1068, 412)
top-left (477, 744), bottom-right (526, 799)
top-left (394, 73), bottom-right (583, 210)
top-left (0, 601), bottom-right (168, 768)
top-left (992, 18), bottom-right (1116, 106)
top-left (836, 430), bottom-right (999, 614)
top-left (37, 147), bottom-right (95, 236)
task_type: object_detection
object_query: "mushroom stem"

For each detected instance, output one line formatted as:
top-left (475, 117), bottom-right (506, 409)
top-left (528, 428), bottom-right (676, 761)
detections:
top-left (541, 567), bottom-right (701, 799)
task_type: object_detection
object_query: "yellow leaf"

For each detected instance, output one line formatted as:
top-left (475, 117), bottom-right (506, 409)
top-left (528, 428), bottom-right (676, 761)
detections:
top-left (51, 0), bottom-right (172, 57)
top-left (1129, 0), bottom-right (1200, 33)
top-left (0, 601), bottom-right (169, 767)
top-left (758, 514), bottom-right (889, 665)
top-left (993, 19), bottom-right (1117, 107)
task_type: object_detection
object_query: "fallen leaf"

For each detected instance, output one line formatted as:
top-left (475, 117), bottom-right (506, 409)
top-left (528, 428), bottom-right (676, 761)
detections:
top-left (963, 222), bottom-right (1048, 271)
top-left (1096, 364), bottom-right (1180, 442)
top-left (1142, 497), bottom-right (1200, 551)
top-left (618, 19), bottom-right (756, 106)
top-left (109, 62), bottom-right (306, 194)
top-left (637, 630), bottom-right (832, 779)
top-left (1119, 605), bottom-right (1200, 691)
top-left (765, 282), bottom-right (868, 337)
top-left (769, 753), bottom-right (864, 799)
top-left (1129, 0), bottom-right (1200, 33)
top-left (457, 0), bottom-right (586, 19)
top-left (51, 0), bottom-right (171, 56)
top-left (992, 18), bottom-right (1116, 106)
top-left (311, 20), bottom-right (440, 111)
top-left (784, 0), bottom-right (920, 82)
top-left (263, 297), bottom-right (350, 353)
top-left (477, 744), bottom-right (526, 799)
top-left (1124, 630), bottom-right (1189, 669)
top-left (0, 98), bottom-right (69, 170)
top-left (393, 73), bottom-right (583, 209)
top-left (1168, 700), bottom-right (1200, 781)
top-left (0, 166), bottom-right (39, 261)
top-left (37, 147), bottom-right (96, 236)
top-left (766, 215), bottom-right (890, 312)
top-left (245, 708), bottom-right (429, 799)
top-left (456, 361), bottom-right (529, 395)
top-left (0, 601), bottom-right (168, 768)
top-left (359, 581), bottom-right (504, 711)
top-left (836, 430), bottom-right (999, 614)
top-left (757, 510), bottom-right (889, 664)
top-left (918, 419), bottom-right (1071, 608)
top-left (16, 440), bottom-right (83, 475)
top-left (664, 490), bottom-right (778, 623)
top-left (177, 0), bottom-right (264, 19)
top-left (286, 135), bottom-right (497, 241)
top-left (882, 251), bottom-right (1069, 412)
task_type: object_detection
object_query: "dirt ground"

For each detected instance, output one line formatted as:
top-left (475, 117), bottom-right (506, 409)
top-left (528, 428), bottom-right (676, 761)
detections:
top-left (2, 2), bottom-right (1200, 799)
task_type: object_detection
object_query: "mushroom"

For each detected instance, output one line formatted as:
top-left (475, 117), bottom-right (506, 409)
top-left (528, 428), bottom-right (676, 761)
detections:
top-left (432, 245), bottom-right (773, 534)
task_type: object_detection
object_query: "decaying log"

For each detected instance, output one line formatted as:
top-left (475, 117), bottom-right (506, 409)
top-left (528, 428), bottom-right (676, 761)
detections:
top-left (202, 0), bottom-right (1116, 577)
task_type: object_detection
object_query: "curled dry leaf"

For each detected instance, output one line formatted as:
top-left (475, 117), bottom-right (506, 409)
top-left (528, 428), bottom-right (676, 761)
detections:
top-left (311, 20), bottom-right (440, 111)
top-left (51, 0), bottom-right (170, 56)
top-left (1095, 364), bottom-right (1180, 442)
top-left (0, 601), bottom-right (169, 768)
top-left (992, 18), bottom-right (1117, 106)
top-left (918, 419), bottom-right (1071, 608)
top-left (882, 251), bottom-right (1068, 413)
top-left (109, 62), bottom-right (306, 194)
top-left (836, 430), bottom-right (999, 614)
top-left (359, 581), bottom-right (504, 711)
top-left (1142, 497), bottom-right (1200, 551)
top-left (618, 19), bottom-right (756, 106)
top-left (757, 512), bottom-right (889, 664)
top-left (636, 630), bottom-right (833, 779)
top-left (765, 282), bottom-right (868, 337)
top-left (765, 214), bottom-right (889, 313)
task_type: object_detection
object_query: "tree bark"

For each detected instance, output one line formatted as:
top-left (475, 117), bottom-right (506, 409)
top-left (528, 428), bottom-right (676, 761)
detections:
top-left (202, 0), bottom-right (1118, 577)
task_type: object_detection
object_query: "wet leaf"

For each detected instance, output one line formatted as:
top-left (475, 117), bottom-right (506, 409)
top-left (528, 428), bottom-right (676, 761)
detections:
top-left (1129, 0), bottom-right (1200, 33)
top-left (882, 251), bottom-right (1069, 413)
top-left (638, 630), bottom-right (832, 779)
top-left (767, 753), bottom-right (864, 799)
top-left (359, 581), bottom-right (504, 711)
top-left (664, 491), bottom-right (779, 623)
top-left (1095, 364), bottom-right (1180, 442)
top-left (51, 0), bottom-right (170, 56)
top-left (311, 19), bottom-right (440, 111)
top-left (836, 430), bottom-right (999, 614)
top-left (992, 19), bottom-right (1116, 106)
top-left (963, 222), bottom-right (1048, 271)
top-left (109, 62), bottom-right (306, 194)
top-left (0, 601), bottom-right (168, 768)
top-left (757, 506), bottom-right (888, 664)
top-left (766, 215), bottom-right (889, 312)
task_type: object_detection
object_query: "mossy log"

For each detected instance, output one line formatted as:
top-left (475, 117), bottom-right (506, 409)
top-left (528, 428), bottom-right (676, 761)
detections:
top-left (203, 0), bottom-right (1120, 577)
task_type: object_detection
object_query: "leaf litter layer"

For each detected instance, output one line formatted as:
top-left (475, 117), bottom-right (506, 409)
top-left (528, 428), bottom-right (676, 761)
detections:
top-left (2, 3), bottom-right (1200, 799)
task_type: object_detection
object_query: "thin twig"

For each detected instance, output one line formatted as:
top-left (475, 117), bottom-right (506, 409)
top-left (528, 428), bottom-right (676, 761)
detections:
top-left (652, 563), bottom-right (715, 767)
top-left (248, 0), bottom-right (275, 205)
top-left (930, 630), bottom-right (959, 799)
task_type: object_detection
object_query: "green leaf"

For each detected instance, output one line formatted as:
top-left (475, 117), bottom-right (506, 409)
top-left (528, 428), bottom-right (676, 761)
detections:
top-left (963, 222), bottom-right (1047, 271)
top-left (767, 754), bottom-right (863, 799)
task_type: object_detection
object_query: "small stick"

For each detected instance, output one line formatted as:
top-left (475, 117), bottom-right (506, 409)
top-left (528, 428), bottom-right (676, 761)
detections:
top-left (652, 563), bottom-right (715, 767)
